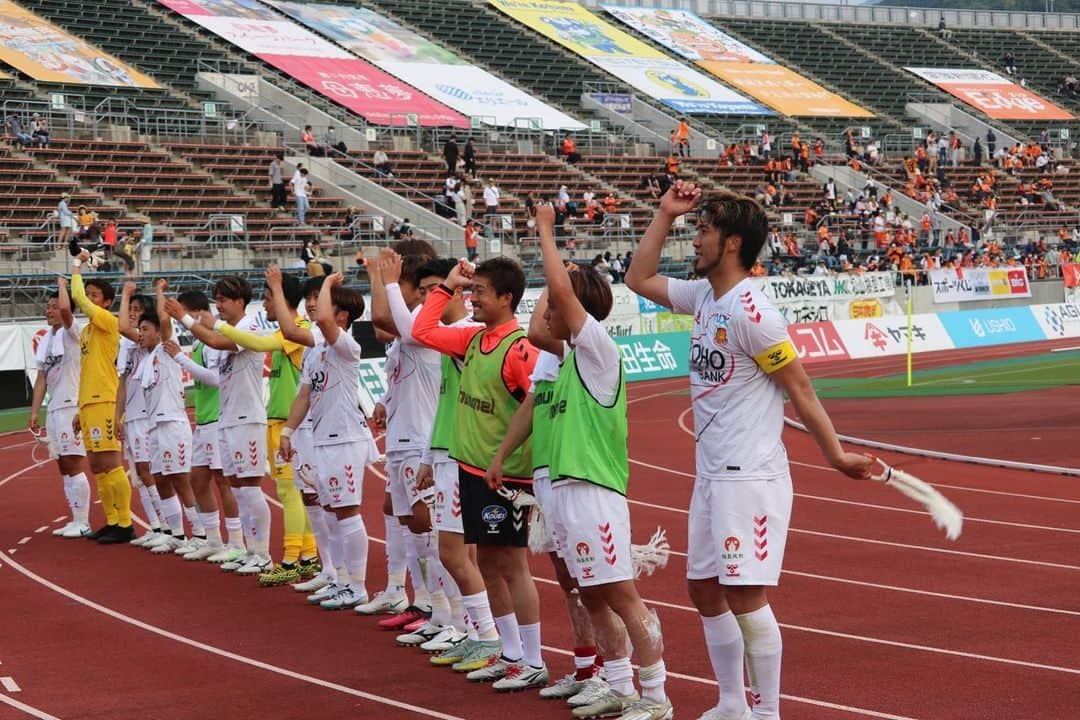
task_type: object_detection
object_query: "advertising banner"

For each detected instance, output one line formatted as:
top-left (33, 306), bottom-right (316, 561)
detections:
top-left (928, 267), bottom-right (1031, 303)
top-left (269, 1), bottom-right (585, 130)
top-left (487, 0), bottom-right (770, 116)
top-left (1062, 263), bottom-right (1080, 304)
top-left (788, 322), bottom-right (850, 364)
top-left (753, 272), bottom-right (898, 323)
top-left (905, 67), bottom-right (1073, 121)
top-left (0, 0), bottom-right (160, 88)
top-left (602, 5), bottom-right (870, 117)
top-left (833, 314), bottom-right (955, 358)
top-left (516, 286), bottom-right (642, 337)
top-left (1029, 303), bottom-right (1080, 340)
top-left (939, 307), bottom-right (1047, 347)
top-left (615, 332), bottom-right (688, 381)
top-left (156, 0), bottom-right (467, 127)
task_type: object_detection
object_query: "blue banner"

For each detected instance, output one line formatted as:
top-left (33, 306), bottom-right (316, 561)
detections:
top-left (938, 307), bottom-right (1047, 348)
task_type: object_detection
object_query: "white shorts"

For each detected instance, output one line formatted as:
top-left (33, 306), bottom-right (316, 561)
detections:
top-left (61, 217), bottom-right (76, 231)
top-left (387, 451), bottom-right (430, 517)
top-left (149, 420), bottom-right (193, 476)
top-left (124, 417), bottom-right (152, 466)
top-left (219, 422), bottom-right (268, 480)
top-left (314, 440), bottom-right (376, 509)
top-left (686, 474), bottom-right (793, 586)
top-left (291, 425), bottom-right (317, 496)
top-left (46, 406), bottom-right (85, 458)
top-left (432, 451), bottom-right (462, 534)
top-left (550, 481), bottom-right (634, 587)
top-left (192, 422), bottom-right (222, 471)
top-left (531, 470), bottom-right (559, 555)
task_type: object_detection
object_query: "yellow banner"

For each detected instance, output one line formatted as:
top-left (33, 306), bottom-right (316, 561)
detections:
top-left (0, 1), bottom-right (159, 88)
top-left (488, 0), bottom-right (666, 60)
top-left (702, 62), bottom-right (872, 118)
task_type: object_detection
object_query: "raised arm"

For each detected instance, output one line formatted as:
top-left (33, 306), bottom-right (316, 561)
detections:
top-left (70, 264), bottom-right (118, 333)
top-left (163, 296), bottom-right (237, 352)
top-left (316, 271), bottom-right (344, 345)
top-left (526, 288), bottom-right (563, 357)
top-left (411, 261), bottom-right (477, 357)
top-left (118, 281), bottom-right (138, 342)
top-left (165, 339), bottom-right (219, 387)
top-left (156, 278), bottom-right (173, 342)
top-left (217, 321), bottom-right (282, 352)
top-left (266, 266), bottom-right (314, 347)
top-left (536, 203), bottom-right (586, 335)
top-left (625, 181), bottom-right (702, 308)
top-left (367, 249), bottom-right (397, 336)
top-left (56, 277), bottom-right (74, 329)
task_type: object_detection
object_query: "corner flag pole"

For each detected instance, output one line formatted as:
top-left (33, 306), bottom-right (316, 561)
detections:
top-left (905, 279), bottom-right (914, 387)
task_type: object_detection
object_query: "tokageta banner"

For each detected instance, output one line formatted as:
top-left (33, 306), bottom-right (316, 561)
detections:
top-left (487, 0), bottom-right (770, 116)
top-left (905, 67), bottom-right (1073, 121)
top-left (0, 0), bottom-right (160, 87)
top-left (602, 5), bottom-right (871, 118)
top-left (156, 0), bottom-right (468, 128)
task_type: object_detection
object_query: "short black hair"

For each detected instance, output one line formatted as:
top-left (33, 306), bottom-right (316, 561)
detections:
top-left (137, 312), bottom-right (160, 330)
top-left (475, 257), bottom-right (526, 312)
top-left (392, 238), bottom-right (436, 261)
top-left (331, 286), bottom-right (365, 325)
top-left (301, 275), bottom-right (326, 299)
top-left (47, 291), bottom-right (59, 300)
top-left (277, 273), bottom-right (304, 309)
top-left (416, 258), bottom-right (456, 284)
top-left (84, 278), bottom-right (115, 304)
top-left (698, 192), bottom-right (770, 271)
top-left (177, 289), bottom-right (210, 313)
top-left (130, 293), bottom-right (155, 314)
top-left (213, 275), bottom-right (252, 305)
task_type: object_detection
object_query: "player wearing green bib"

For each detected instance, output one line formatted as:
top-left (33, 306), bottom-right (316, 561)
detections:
top-left (413, 257), bottom-right (546, 688)
top-left (165, 289), bottom-right (245, 564)
top-left (538, 205), bottom-right (671, 720)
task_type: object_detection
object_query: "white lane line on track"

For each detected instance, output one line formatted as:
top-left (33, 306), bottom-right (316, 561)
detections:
top-left (0, 694), bottom-right (61, 720)
top-left (353, 469), bottom-right (1079, 675)
top-left (16, 537), bottom-right (30, 545)
top-left (52, 516), bottom-right (67, 524)
top-left (0, 677), bottom-right (20, 692)
top-left (1, 553), bottom-right (467, 720)
top-left (34, 527), bottom-right (48, 534)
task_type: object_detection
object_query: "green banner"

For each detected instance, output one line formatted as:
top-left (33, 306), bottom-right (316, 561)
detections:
top-left (614, 332), bottom-right (689, 382)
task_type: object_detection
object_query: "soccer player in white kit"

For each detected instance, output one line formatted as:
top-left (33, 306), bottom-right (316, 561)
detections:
top-left (627, 184), bottom-right (871, 720)
top-left (30, 282), bottom-right (91, 538)
top-left (279, 273), bottom-right (378, 610)
top-left (166, 276), bottom-right (274, 575)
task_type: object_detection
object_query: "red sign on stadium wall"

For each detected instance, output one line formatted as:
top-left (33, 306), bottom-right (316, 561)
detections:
top-left (789, 322), bottom-right (849, 364)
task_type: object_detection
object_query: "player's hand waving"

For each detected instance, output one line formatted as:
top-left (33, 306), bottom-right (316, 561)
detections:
top-left (659, 180), bottom-right (703, 218)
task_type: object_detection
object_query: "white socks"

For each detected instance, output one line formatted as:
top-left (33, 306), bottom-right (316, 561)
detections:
top-left (605, 657), bottom-right (635, 696)
top-left (183, 504), bottom-right (205, 536)
top-left (737, 605), bottom-right (783, 719)
top-left (519, 621), bottom-right (543, 668)
top-left (135, 484), bottom-right (160, 529)
top-left (702, 611), bottom-right (749, 719)
top-left (199, 511), bottom-right (223, 548)
top-left (638, 660), bottom-right (668, 704)
top-left (161, 493), bottom-right (184, 537)
top-left (63, 473), bottom-right (90, 524)
top-left (494, 613), bottom-right (523, 662)
top-left (462, 591), bottom-right (499, 641)
top-left (337, 514), bottom-right (369, 597)
top-left (305, 505), bottom-right (334, 572)
top-left (235, 486), bottom-right (271, 556)
top-left (324, 509), bottom-right (345, 580)
top-left (224, 515), bottom-right (245, 550)
top-left (384, 514), bottom-right (407, 593)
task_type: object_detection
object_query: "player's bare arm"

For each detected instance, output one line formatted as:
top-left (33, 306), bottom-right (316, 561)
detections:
top-left (267, 266), bottom-right (314, 347)
top-left (626, 181), bottom-right (703, 308)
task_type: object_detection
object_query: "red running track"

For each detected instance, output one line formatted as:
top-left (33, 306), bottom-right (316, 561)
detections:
top-left (0, 371), bottom-right (1077, 720)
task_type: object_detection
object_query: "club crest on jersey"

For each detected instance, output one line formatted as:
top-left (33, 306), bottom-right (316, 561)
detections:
top-left (482, 505), bottom-right (507, 533)
top-left (90, 426), bottom-right (102, 441)
top-left (724, 535), bottom-right (741, 552)
top-left (711, 313), bottom-right (730, 345)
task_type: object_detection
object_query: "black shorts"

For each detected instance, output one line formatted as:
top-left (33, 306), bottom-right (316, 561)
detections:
top-left (459, 468), bottom-right (529, 547)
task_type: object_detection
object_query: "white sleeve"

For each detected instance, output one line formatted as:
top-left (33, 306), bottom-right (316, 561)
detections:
top-left (330, 329), bottom-right (364, 362)
top-left (733, 297), bottom-right (797, 375)
top-left (176, 352), bottom-right (219, 387)
top-left (528, 349), bottom-right (564, 392)
top-left (570, 315), bottom-right (621, 406)
top-left (666, 277), bottom-right (704, 315)
top-left (385, 283), bottom-right (416, 343)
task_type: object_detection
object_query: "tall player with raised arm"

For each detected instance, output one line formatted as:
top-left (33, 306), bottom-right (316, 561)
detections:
top-left (69, 250), bottom-right (132, 543)
top-left (626, 184), bottom-right (872, 720)
top-left (30, 281), bottom-right (91, 538)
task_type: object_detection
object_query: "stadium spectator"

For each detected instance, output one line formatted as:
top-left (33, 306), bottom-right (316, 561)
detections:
top-left (301, 238), bottom-right (332, 276)
top-left (115, 228), bottom-right (137, 277)
top-left (443, 136), bottom-right (459, 175)
top-left (302, 125), bottom-right (324, 157)
top-left (462, 137), bottom-right (476, 176)
top-left (4, 114), bottom-right (31, 146)
top-left (57, 193), bottom-right (74, 248)
top-left (938, 16), bottom-right (952, 40)
top-left (465, 219), bottom-right (479, 261)
top-left (674, 117), bottom-right (691, 157)
top-left (603, 192), bottom-right (619, 218)
top-left (1002, 51), bottom-right (1017, 75)
top-left (451, 176), bottom-right (468, 226)
top-left (561, 134), bottom-right (580, 164)
top-left (269, 153), bottom-right (286, 210)
top-left (30, 114), bottom-right (49, 147)
top-left (973, 137), bottom-right (984, 166)
top-left (138, 218), bottom-right (153, 275)
top-left (291, 167), bottom-right (311, 225)
top-left (760, 129), bottom-right (771, 160)
top-left (483, 178), bottom-right (500, 217)
top-left (1059, 74), bottom-right (1078, 97)
top-left (324, 127), bottom-right (347, 157)
top-left (373, 148), bottom-right (394, 178)
top-left (525, 190), bottom-right (538, 227)
top-left (76, 206), bottom-right (98, 240)
top-left (666, 153), bottom-right (680, 177)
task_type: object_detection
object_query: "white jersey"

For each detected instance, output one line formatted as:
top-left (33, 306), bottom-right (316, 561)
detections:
top-left (302, 330), bottom-right (373, 447)
top-left (667, 277), bottom-right (798, 481)
top-left (298, 324), bottom-right (324, 431)
top-left (118, 336), bottom-right (148, 421)
top-left (139, 344), bottom-right (187, 425)
top-left (37, 322), bottom-right (81, 413)
top-left (218, 313), bottom-right (267, 427)
top-left (383, 305), bottom-right (440, 453)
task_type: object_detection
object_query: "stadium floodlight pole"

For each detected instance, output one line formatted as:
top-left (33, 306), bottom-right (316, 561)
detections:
top-left (905, 279), bottom-right (914, 387)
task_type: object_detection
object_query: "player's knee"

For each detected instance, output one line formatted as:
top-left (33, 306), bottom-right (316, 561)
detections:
top-left (687, 577), bottom-right (727, 615)
top-left (382, 493), bottom-right (393, 515)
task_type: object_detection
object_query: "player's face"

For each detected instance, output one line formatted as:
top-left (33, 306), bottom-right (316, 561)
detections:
top-left (304, 293), bottom-right (318, 321)
top-left (129, 299), bottom-right (145, 326)
top-left (214, 294), bottom-right (244, 323)
top-left (420, 275), bottom-right (453, 322)
top-left (86, 284), bottom-right (109, 309)
top-left (399, 279), bottom-right (421, 309)
top-left (692, 221), bottom-right (726, 277)
top-left (138, 320), bottom-right (159, 350)
top-left (469, 276), bottom-right (505, 323)
top-left (263, 287), bottom-right (277, 322)
top-left (45, 298), bottom-right (60, 328)
top-left (543, 296), bottom-right (570, 341)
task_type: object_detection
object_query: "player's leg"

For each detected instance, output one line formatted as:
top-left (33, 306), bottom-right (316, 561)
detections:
top-left (267, 419), bottom-right (306, 583)
top-left (85, 403), bottom-right (132, 543)
top-left (230, 423), bottom-right (273, 576)
top-left (314, 442), bottom-right (369, 610)
top-left (184, 421), bottom-right (223, 560)
top-left (79, 405), bottom-right (116, 539)
top-left (49, 407), bottom-right (91, 538)
top-left (125, 418), bottom-right (163, 545)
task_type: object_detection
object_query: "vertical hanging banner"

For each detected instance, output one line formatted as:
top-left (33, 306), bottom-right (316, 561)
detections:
top-left (0, 0), bottom-right (160, 87)
top-left (602, 6), bottom-right (871, 118)
top-left (487, 0), bottom-right (771, 116)
top-left (905, 68), bottom-right (1073, 121)
top-left (156, 0), bottom-right (468, 127)
top-left (268, 1), bottom-right (585, 130)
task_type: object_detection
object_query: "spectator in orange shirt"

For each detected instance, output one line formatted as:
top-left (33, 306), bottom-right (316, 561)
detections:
top-left (675, 118), bottom-right (690, 157)
top-left (666, 154), bottom-right (680, 176)
top-left (561, 134), bottom-right (580, 165)
top-left (464, 219), bottom-right (479, 261)
top-left (603, 192), bottom-right (618, 217)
